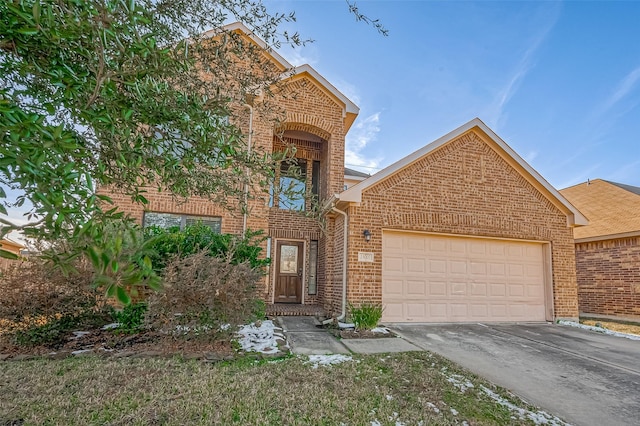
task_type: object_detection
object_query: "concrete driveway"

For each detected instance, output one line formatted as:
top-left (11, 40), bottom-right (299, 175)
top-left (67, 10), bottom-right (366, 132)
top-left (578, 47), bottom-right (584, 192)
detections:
top-left (390, 323), bottom-right (640, 426)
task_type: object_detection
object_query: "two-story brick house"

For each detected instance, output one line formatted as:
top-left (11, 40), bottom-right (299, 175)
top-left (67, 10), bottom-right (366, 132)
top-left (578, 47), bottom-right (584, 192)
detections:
top-left (106, 23), bottom-right (587, 323)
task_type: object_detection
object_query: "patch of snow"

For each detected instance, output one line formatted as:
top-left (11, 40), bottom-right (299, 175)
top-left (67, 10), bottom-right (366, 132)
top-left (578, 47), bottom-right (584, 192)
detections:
top-left (338, 322), bottom-right (355, 329)
top-left (386, 394), bottom-right (393, 400)
top-left (481, 385), bottom-right (570, 426)
top-left (371, 327), bottom-right (389, 334)
top-left (219, 323), bottom-right (231, 331)
top-left (450, 408), bottom-right (458, 416)
top-left (558, 320), bottom-right (640, 341)
top-left (426, 402), bottom-right (440, 413)
top-left (305, 354), bottom-right (353, 369)
top-left (462, 421), bottom-right (469, 426)
top-left (371, 421), bottom-right (381, 426)
top-left (444, 373), bottom-right (475, 392)
top-left (175, 324), bottom-right (211, 334)
top-left (236, 320), bottom-right (282, 354)
top-left (101, 323), bottom-right (121, 330)
top-left (71, 349), bottom-right (93, 355)
top-left (71, 331), bottom-right (90, 339)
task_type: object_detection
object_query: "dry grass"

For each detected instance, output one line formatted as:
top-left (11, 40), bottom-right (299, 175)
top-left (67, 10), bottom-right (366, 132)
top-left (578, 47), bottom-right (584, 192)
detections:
top-left (581, 319), bottom-right (640, 336)
top-left (0, 352), bottom-right (552, 425)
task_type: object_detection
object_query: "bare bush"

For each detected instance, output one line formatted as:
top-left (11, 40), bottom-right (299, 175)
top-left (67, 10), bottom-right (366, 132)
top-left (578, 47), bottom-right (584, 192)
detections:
top-left (146, 251), bottom-right (263, 339)
top-left (0, 258), bottom-right (106, 342)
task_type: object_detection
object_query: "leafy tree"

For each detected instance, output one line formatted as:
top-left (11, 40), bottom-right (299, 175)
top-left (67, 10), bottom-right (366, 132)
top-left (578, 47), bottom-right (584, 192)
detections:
top-left (0, 0), bottom-right (385, 301)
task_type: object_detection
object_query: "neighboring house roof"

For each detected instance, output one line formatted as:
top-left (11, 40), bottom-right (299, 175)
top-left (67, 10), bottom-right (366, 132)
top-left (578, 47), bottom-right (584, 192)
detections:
top-left (204, 22), bottom-right (359, 132)
top-left (337, 118), bottom-right (588, 227)
top-left (0, 238), bottom-right (24, 255)
top-left (560, 179), bottom-right (640, 242)
top-left (344, 167), bottom-right (370, 179)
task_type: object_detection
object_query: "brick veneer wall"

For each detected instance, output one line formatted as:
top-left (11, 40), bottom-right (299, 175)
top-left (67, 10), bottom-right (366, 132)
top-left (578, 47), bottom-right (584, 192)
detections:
top-left (344, 129), bottom-right (579, 320)
top-left (101, 73), bottom-right (349, 309)
top-left (575, 236), bottom-right (640, 319)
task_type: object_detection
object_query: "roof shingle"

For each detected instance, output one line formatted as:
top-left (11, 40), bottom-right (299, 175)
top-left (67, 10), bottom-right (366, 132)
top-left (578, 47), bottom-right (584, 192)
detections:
top-left (560, 179), bottom-right (640, 241)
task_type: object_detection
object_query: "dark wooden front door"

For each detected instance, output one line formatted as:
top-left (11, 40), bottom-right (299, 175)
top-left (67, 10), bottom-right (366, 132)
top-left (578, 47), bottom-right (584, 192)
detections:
top-left (275, 241), bottom-right (303, 303)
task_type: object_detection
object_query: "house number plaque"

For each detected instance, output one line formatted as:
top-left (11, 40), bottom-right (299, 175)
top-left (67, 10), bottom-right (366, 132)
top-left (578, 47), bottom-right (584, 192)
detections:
top-left (358, 252), bottom-right (374, 262)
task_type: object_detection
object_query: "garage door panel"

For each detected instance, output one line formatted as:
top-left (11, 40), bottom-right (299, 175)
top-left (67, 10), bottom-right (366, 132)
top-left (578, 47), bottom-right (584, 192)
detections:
top-left (429, 260), bottom-right (447, 274)
top-left (450, 304), bottom-right (469, 318)
top-left (382, 279), bottom-right (403, 296)
top-left (382, 232), bottom-right (547, 323)
top-left (407, 258), bottom-right (426, 273)
top-left (384, 257), bottom-right (404, 273)
top-left (508, 284), bottom-right (525, 297)
top-left (429, 303), bottom-right (447, 318)
top-left (428, 281), bottom-right (447, 296)
top-left (490, 283), bottom-right (506, 296)
top-left (449, 260), bottom-right (467, 274)
top-left (451, 282), bottom-right (467, 296)
top-left (470, 304), bottom-right (488, 317)
top-left (407, 280), bottom-right (427, 296)
top-left (406, 303), bottom-right (427, 318)
top-left (470, 282), bottom-right (487, 296)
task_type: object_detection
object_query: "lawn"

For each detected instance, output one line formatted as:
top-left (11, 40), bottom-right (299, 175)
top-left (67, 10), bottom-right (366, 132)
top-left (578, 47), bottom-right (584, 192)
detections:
top-left (0, 351), bottom-right (566, 425)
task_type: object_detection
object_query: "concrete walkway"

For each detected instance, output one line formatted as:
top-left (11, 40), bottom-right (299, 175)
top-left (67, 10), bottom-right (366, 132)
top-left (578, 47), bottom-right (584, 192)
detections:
top-left (276, 316), bottom-right (420, 355)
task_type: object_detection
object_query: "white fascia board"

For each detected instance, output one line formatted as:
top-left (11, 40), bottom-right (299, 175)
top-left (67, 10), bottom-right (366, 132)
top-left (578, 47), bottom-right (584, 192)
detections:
top-left (338, 118), bottom-right (589, 227)
top-left (291, 64), bottom-right (359, 115)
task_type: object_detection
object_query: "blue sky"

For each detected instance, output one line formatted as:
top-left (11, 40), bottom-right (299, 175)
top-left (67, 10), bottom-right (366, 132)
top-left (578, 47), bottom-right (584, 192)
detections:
top-left (269, 0), bottom-right (640, 189)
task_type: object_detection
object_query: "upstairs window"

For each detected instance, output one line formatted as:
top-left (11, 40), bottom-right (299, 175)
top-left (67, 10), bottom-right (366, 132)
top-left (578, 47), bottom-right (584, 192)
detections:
top-left (277, 158), bottom-right (307, 211)
top-left (143, 212), bottom-right (221, 233)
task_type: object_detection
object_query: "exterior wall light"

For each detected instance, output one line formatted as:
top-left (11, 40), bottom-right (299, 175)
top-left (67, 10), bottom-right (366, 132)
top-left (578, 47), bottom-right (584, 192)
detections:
top-left (363, 229), bottom-right (371, 242)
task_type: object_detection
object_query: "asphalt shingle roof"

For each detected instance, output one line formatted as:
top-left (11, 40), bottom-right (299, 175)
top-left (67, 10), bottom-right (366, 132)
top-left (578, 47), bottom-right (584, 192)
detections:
top-left (560, 179), bottom-right (640, 240)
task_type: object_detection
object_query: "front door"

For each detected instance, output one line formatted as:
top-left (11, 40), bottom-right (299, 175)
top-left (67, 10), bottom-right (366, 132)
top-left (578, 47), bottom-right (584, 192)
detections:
top-left (275, 241), bottom-right (303, 303)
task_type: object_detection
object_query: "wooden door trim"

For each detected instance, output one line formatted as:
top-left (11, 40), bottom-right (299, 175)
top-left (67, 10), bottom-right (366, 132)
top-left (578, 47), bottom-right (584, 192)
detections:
top-left (274, 239), bottom-right (305, 304)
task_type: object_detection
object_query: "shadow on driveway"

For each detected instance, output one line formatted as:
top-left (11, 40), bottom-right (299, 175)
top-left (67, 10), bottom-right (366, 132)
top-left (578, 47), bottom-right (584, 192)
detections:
top-left (389, 323), bottom-right (640, 426)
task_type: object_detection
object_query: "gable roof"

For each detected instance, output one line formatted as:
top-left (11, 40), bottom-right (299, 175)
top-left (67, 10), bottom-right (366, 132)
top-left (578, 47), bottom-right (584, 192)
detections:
top-left (203, 22), bottom-right (359, 131)
top-left (560, 179), bottom-right (640, 241)
top-left (344, 167), bottom-right (370, 179)
top-left (338, 118), bottom-right (588, 227)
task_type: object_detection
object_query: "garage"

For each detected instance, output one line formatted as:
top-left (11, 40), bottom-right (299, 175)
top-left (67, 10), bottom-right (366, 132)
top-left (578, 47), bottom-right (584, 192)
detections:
top-left (382, 231), bottom-right (550, 323)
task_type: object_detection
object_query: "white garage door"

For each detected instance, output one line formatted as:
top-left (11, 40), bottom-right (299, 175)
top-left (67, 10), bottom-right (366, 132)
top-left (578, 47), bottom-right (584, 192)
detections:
top-left (382, 232), bottom-right (548, 323)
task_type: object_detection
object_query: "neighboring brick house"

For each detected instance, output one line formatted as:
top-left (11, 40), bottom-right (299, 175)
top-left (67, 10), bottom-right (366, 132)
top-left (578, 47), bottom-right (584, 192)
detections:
top-left (105, 23), bottom-right (586, 322)
top-left (560, 179), bottom-right (640, 321)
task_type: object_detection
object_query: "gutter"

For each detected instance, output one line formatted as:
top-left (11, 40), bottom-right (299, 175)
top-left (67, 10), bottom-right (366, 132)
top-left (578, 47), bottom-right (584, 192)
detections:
top-left (330, 205), bottom-right (348, 321)
top-left (241, 103), bottom-right (253, 238)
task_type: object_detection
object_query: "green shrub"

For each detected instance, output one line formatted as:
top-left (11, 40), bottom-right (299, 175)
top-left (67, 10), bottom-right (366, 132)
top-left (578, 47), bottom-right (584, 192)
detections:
top-left (349, 303), bottom-right (384, 331)
top-left (144, 225), bottom-right (270, 272)
top-left (111, 302), bottom-right (148, 334)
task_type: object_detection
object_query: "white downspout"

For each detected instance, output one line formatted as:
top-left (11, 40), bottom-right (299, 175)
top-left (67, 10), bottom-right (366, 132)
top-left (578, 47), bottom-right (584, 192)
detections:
top-left (331, 206), bottom-right (348, 321)
top-left (241, 103), bottom-right (253, 238)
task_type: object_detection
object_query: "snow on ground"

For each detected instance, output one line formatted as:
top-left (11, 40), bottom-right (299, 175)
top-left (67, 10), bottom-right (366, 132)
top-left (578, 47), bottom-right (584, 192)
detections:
top-left (443, 373), bottom-right (475, 392)
top-left (305, 354), bottom-right (354, 369)
top-left (558, 320), bottom-right (640, 341)
top-left (481, 385), bottom-right (570, 426)
top-left (236, 320), bottom-right (285, 354)
top-left (371, 327), bottom-right (390, 334)
top-left (426, 402), bottom-right (440, 413)
top-left (101, 323), bottom-right (120, 330)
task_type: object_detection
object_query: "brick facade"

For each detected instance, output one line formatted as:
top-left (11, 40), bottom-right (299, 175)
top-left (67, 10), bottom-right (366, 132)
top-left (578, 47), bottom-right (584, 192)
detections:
top-left (339, 130), bottom-right (579, 320)
top-left (575, 236), bottom-right (640, 319)
top-left (102, 72), bottom-right (349, 309)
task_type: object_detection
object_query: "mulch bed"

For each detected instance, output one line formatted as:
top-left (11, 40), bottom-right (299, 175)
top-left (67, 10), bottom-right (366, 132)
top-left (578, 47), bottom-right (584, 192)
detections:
top-left (0, 327), bottom-right (236, 361)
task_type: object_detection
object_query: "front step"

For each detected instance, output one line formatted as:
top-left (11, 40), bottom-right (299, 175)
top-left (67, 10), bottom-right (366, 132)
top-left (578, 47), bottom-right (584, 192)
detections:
top-left (266, 303), bottom-right (326, 317)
